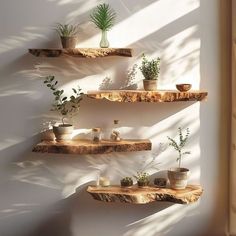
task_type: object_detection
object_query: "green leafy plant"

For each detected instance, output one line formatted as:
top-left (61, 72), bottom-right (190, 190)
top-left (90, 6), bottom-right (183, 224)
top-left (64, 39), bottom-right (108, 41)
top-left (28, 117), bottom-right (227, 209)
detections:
top-left (139, 53), bottom-right (161, 80)
top-left (44, 75), bottom-right (83, 125)
top-left (90, 3), bottom-right (116, 31)
top-left (120, 177), bottom-right (133, 187)
top-left (55, 23), bottom-right (78, 37)
top-left (134, 172), bottom-right (150, 186)
top-left (167, 127), bottom-right (191, 168)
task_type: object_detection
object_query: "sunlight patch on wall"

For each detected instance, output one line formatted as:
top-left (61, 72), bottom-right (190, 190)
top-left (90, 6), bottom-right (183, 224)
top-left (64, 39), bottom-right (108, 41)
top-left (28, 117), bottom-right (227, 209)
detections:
top-left (161, 25), bottom-right (200, 89)
top-left (80, 0), bottom-right (199, 47)
top-left (124, 203), bottom-right (200, 236)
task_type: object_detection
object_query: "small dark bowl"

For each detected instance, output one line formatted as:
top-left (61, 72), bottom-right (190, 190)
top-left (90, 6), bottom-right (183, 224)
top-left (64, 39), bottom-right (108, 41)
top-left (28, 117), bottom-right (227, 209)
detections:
top-left (154, 178), bottom-right (167, 188)
top-left (176, 84), bottom-right (192, 92)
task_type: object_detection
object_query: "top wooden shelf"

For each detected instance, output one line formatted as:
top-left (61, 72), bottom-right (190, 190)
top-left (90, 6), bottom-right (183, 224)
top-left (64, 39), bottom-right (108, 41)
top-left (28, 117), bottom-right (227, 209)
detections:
top-left (28, 48), bottom-right (132, 58)
top-left (87, 90), bottom-right (208, 103)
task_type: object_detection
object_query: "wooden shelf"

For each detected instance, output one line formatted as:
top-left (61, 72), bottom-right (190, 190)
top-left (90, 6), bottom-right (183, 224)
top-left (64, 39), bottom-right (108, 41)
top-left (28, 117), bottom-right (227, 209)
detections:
top-left (87, 90), bottom-right (208, 102)
top-left (28, 48), bottom-right (132, 58)
top-left (32, 139), bottom-right (151, 155)
top-left (87, 185), bottom-right (203, 204)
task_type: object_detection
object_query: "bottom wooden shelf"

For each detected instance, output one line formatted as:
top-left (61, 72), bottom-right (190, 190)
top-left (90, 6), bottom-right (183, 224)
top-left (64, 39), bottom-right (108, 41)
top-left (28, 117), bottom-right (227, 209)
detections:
top-left (87, 185), bottom-right (203, 204)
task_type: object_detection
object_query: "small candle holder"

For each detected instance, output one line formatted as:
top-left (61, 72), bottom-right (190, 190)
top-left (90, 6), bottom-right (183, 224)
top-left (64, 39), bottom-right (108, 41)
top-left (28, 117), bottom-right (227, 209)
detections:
top-left (99, 177), bottom-right (110, 187)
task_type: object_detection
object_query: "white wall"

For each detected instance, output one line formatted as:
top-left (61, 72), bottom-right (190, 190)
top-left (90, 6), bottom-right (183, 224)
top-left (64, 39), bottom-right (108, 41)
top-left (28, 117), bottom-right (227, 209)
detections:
top-left (0, 0), bottom-right (227, 236)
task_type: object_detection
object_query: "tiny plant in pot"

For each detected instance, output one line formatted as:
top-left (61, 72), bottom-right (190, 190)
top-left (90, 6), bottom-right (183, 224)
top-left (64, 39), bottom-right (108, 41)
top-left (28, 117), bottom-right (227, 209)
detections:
top-left (55, 23), bottom-right (78, 48)
top-left (90, 3), bottom-right (116, 48)
top-left (44, 75), bottom-right (83, 141)
top-left (167, 127), bottom-right (191, 190)
top-left (139, 53), bottom-right (160, 91)
top-left (134, 172), bottom-right (150, 187)
top-left (120, 177), bottom-right (133, 187)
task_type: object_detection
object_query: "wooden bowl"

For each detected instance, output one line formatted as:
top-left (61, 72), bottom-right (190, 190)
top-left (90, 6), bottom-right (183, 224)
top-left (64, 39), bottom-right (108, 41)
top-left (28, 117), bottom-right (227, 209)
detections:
top-left (176, 84), bottom-right (192, 92)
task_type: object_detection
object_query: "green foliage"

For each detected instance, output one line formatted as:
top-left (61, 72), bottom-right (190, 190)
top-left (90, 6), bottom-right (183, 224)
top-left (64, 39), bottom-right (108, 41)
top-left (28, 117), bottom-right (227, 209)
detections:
top-left (90, 3), bottom-right (116, 31)
top-left (44, 75), bottom-right (83, 124)
top-left (134, 172), bottom-right (150, 182)
top-left (55, 23), bottom-right (78, 37)
top-left (139, 53), bottom-right (161, 80)
top-left (167, 127), bottom-right (191, 168)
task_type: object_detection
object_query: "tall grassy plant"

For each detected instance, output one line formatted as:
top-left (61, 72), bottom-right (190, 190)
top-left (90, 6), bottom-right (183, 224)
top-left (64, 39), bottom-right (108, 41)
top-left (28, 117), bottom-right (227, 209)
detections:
top-left (90, 3), bottom-right (116, 31)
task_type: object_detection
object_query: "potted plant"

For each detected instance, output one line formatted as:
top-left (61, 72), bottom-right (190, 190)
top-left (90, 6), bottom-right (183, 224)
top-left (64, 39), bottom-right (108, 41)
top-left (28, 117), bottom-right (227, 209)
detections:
top-left (120, 177), bottom-right (133, 187)
top-left (139, 53), bottom-right (161, 91)
top-left (167, 127), bottom-right (191, 189)
top-left (90, 3), bottom-right (116, 48)
top-left (55, 23), bottom-right (78, 48)
top-left (134, 172), bottom-right (150, 187)
top-left (43, 75), bottom-right (83, 141)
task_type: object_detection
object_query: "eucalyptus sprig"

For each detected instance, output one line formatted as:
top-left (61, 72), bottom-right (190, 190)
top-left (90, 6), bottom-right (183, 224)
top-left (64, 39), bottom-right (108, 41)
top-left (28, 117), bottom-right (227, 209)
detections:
top-left (167, 127), bottom-right (191, 168)
top-left (90, 3), bottom-right (116, 31)
top-left (55, 23), bottom-right (78, 37)
top-left (44, 75), bottom-right (83, 125)
top-left (139, 53), bottom-right (161, 80)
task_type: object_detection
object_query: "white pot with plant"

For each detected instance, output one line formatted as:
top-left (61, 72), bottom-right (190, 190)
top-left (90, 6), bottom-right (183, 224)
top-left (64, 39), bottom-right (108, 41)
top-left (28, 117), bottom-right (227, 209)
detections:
top-left (44, 75), bottom-right (83, 141)
top-left (167, 127), bottom-right (191, 190)
top-left (55, 23), bottom-right (78, 48)
top-left (139, 53), bottom-right (161, 91)
top-left (90, 3), bottom-right (116, 48)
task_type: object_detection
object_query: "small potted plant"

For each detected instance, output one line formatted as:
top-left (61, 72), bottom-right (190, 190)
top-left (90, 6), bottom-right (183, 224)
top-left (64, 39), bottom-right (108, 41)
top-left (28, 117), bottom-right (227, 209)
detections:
top-left (90, 3), bottom-right (116, 48)
top-left (55, 23), bottom-right (78, 48)
top-left (120, 177), bottom-right (133, 187)
top-left (139, 53), bottom-right (161, 91)
top-left (154, 178), bottom-right (167, 188)
top-left (43, 75), bottom-right (83, 141)
top-left (134, 172), bottom-right (150, 187)
top-left (167, 127), bottom-right (191, 189)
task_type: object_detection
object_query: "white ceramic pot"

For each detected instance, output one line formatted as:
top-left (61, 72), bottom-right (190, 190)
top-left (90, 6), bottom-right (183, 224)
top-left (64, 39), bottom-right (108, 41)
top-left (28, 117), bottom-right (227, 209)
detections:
top-left (143, 79), bottom-right (157, 91)
top-left (53, 124), bottom-right (74, 141)
top-left (167, 168), bottom-right (190, 190)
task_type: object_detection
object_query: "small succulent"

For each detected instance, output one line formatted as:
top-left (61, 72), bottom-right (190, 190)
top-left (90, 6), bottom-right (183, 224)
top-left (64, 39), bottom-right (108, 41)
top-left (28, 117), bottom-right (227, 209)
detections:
top-left (90, 3), bottom-right (116, 31)
top-left (167, 127), bottom-right (191, 169)
top-left (134, 172), bottom-right (150, 187)
top-left (139, 53), bottom-right (161, 80)
top-left (55, 23), bottom-right (78, 37)
top-left (120, 177), bottom-right (133, 187)
top-left (44, 75), bottom-right (83, 125)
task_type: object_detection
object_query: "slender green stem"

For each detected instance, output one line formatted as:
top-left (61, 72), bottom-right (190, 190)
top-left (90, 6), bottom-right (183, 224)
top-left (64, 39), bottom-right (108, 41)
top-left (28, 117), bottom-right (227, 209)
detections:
top-left (179, 151), bottom-right (181, 169)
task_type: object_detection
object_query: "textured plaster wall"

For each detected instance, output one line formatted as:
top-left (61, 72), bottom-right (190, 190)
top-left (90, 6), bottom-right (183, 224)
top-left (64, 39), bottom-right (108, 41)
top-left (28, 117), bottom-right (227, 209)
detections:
top-left (0, 0), bottom-right (227, 236)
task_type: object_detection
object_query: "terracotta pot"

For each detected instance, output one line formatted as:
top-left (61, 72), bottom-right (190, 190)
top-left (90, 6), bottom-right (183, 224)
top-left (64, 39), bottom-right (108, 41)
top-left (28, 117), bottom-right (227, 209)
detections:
top-left (60, 37), bottom-right (78, 48)
top-left (143, 79), bottom-right (157, 91)
top-left (53, 124), bottom-right (74, 141)
top-left (167, 168), bottom-right (190, 190)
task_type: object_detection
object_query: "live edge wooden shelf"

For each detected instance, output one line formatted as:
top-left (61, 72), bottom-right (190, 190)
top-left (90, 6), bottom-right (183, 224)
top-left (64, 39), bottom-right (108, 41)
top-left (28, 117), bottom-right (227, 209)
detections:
top-left (32, 139), bottom-right (151, 155)
top-left (28, 48), bottom-right (132, 58)
top-left (87, 185), bottom-right (203, 204)
top-left (87, 90), bottom-right (208, 103)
